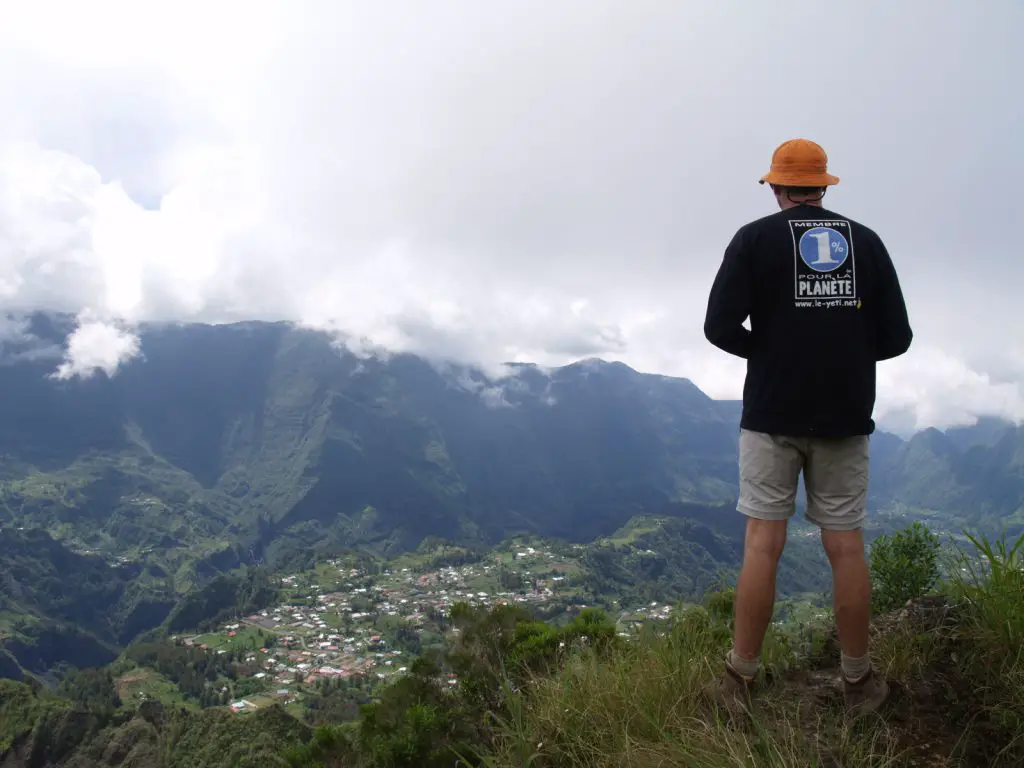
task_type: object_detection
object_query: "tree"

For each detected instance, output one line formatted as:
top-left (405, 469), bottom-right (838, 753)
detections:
top-left (59, 668), bottom-right (121, 715)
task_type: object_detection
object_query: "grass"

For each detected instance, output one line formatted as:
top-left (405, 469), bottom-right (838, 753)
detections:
top-left (320, 612), bottom-right (345, 629)
top-left (945, 532), bottom-right (1024, 762)
top-left (465, 531), bottom-right (1024, 768)
top-left (599, 518), bottom-right (665, 548)
top-left (116, 667), bottom-right (199, 711)
top-left (192, 625), bottom-right (270, 651)
top-left (242, 693), bottom-right (278, 709)
top-left (476, 611), bottom-right (890, 767)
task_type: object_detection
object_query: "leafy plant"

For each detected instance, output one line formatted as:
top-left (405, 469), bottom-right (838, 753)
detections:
top-left (868, 522), bottom-right (941, 614)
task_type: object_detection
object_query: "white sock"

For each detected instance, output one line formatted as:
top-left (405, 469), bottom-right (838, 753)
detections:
top-left (841, 652), bottom-right (871, 683)
top-left (727, 649), bottom-right (759, 681)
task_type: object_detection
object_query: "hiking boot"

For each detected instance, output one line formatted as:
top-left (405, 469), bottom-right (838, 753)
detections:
top-left (843, 667), bottom-right (889, 717)
top-left (702, 662), bottom-right (756, 718)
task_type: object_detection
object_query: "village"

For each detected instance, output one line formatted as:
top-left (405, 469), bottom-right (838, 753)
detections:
top-left (169, 542), bottom-right (675, 713)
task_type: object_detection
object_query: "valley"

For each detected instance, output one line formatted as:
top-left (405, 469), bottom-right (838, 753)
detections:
top-left (0, 317), bottom-right (1019, 684)
top-left (103, 526), bottom-right (825, 725)
top-left (0, 317), bottom-right (1020, 766)
top-left (140, 543), bottom-right (589, 716)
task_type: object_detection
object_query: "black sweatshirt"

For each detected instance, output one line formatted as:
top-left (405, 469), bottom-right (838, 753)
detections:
top-left (704, 204), bottom-right (912, 438)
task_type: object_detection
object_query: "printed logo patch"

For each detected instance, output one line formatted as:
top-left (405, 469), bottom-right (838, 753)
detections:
top-left (789, 219), bottom-right (858, 308)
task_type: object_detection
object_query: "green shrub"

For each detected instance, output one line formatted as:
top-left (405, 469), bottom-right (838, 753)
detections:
top-left (868, 522), bottom-right (941, 614)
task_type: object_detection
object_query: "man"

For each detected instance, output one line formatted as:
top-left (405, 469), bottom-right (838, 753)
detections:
top-left (702, 138), bottom-right (912, 717)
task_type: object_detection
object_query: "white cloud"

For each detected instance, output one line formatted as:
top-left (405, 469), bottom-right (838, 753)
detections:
top-left (875, 347), bottom-right (1024, 433)
top-left (51, 312), bottom-right (141, 380)
top-left (0, 0), bottom-right (1021, 429)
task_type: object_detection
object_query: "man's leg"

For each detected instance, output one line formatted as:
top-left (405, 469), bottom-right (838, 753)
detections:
top-left (732, 517), bottom-right (789, 667)
top-left (730, 430), bottom-right (802, 679)
top-left (821, 527), bottom-right (870, 660)
top-left (805, 436), bottom-right (889, 715)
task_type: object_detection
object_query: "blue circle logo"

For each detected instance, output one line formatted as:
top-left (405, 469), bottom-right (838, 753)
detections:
top-left (798, 227), bottom-right (849, 272)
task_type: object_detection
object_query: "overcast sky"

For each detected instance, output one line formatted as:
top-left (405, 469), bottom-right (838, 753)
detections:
top-left (0, 0), bottom-right (1020, 433)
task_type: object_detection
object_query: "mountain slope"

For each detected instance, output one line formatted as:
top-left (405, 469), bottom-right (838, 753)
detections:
top-left (0, 528), bottom-right (175, 678)
top-left (1, 315), bottom-right (1020, 568)
top-left (580, 508), bottom-right (831, 605)
top-left (871, 423), bottom-right (1024, 534)
top-left (0, 319), bottom-right (743, 564)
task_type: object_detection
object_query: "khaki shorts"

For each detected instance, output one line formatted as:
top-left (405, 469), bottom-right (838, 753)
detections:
top-left (737, 428), bottom-right (869, 531)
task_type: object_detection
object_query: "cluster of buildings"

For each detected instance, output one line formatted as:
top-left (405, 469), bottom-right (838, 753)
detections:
top-left (179, 541), bottom-right (670, 712)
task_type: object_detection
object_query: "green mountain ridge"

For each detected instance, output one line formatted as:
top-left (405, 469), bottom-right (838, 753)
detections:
top-left (0, 314), bottom-right (1021, 682)
top-left (2, 315), bottom-right (1019, 557)
top-left (0, 527), bottom-right (179, 680)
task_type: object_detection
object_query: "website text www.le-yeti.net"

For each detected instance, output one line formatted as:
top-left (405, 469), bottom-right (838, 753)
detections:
top-left (795, 298), bottom-right (858, 308)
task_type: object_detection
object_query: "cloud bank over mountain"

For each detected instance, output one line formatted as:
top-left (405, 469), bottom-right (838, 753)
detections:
top-left (0, 0), bottom-right (1021, 431)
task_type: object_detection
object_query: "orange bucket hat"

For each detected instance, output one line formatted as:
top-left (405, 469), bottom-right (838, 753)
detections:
top-left (759, 138), bottom-right (839, 187)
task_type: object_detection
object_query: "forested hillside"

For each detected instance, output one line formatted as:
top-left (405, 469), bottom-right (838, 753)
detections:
top-left (2, 523), bottom-right (1022, 767)
top-left (2, 314), bottom-right (1019, 574)
top-left (1, 313), bottom-right (1020, 685)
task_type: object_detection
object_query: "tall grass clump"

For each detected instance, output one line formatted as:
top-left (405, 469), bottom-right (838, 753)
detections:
top-left (478, 603), bottom-right (909, 767)
top-left (948, 531), bottom-right (1024, 762)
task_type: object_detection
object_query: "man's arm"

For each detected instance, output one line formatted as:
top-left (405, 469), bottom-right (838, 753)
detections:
top-left (704, 228), bottom-right (753, 359)
top-left (873, 241), bottom-right (913, 361)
